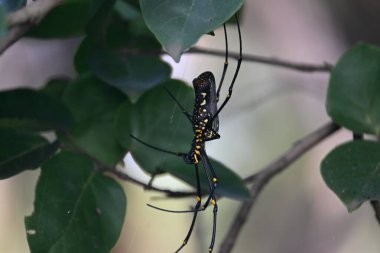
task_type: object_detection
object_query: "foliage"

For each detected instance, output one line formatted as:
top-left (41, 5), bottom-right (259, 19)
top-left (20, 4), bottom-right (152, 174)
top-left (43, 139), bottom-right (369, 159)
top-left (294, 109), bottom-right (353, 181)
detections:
top-left (1, 0), bottom-right (380, 252)
top-left (323, 43), bottom-right (380, 211)
top-left (0, 0), bottom-right (247, 252)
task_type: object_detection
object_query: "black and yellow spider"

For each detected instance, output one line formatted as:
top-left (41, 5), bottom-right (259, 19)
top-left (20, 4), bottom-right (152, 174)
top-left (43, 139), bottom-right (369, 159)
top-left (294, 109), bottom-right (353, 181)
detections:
top-left (131, 14), bottom-right (242, 253)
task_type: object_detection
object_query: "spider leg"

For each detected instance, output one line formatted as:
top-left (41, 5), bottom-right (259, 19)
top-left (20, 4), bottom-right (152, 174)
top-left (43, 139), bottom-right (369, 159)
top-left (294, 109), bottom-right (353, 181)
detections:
top-left (216, 23), bottom-right (228, 102)
top-left (199, 151), bottom-right (218, 253)
top-left (130, 134), bottom-right (186, 157)
top-left (164, 87), bottom-right (193, 123)
top-left (174, 162), bottom-right (202, 253)
top-left (212, 14), bottom-right (242, 122)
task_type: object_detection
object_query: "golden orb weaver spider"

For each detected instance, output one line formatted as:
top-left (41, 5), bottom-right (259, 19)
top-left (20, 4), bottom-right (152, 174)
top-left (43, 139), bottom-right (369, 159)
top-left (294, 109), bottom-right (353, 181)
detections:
top-left (131, 14), bottom-right (242, 253)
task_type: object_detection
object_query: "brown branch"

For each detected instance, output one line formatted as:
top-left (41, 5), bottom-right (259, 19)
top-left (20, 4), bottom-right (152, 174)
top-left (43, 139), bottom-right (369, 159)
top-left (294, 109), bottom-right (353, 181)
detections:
top-left (0, 0), bottom-right (64, 55)
top-left (218, 122), bottom-right (341, 253)
top-left (188, 47), bottom-right (333, 73)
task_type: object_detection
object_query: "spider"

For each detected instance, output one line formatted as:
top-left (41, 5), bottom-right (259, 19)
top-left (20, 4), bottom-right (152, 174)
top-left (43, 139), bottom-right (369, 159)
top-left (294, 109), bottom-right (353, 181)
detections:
top-left (131, 14), bottom-right (242, 253)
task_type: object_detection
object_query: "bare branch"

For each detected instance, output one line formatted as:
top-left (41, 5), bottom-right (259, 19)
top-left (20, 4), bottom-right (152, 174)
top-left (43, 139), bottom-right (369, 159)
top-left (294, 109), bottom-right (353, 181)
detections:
top-left (188, 47), bottom-right (333, 73)
top-left (218, 122), bottom-right (341, 253)
top-left (7, 0), bottom-right (64, 26)
top-left (0, 0), bottom-right (63, 55)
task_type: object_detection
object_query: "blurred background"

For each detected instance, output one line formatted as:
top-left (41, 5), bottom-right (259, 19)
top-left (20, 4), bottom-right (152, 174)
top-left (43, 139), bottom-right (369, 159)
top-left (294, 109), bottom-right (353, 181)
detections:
top-left (1, 0), bottom-right (380, 252)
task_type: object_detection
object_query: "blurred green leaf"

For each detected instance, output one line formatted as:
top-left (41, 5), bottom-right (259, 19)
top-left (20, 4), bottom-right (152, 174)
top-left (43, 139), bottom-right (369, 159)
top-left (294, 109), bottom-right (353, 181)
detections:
top-left (0, 6), bottom-right (7, 38)
top-left (115, 0), bottom-right (139, 20)
top-left (0, 0), bottom-right (26, 11)
top-left (74, 38), bottom-right (91, 73)
top-left (41, 78), bottom-right (71, 99)
top-left (327, 43), bottom-right (380, 136)
top-left (88, 47), bottom-right (171, 94)
top-left (130, 79), bottom-right (250, 200)
top-left (130, 80), bottom-right (193, 174)
top-left (0, 129), bottom-right (59, 180)
top-left (114, 100), bottom-right (133, 150)
top-left (27, 0), bottom-right (108, 38)
top-left (0, 89), bottom-right (74, 130)
top-left (62, 74), bottom-right (128, 166)
top-left (321, 140), bottom-right (380, 211)
top-left (25, 151), bottom-right (126, 253)
top-left (139, 0), bottom-right (244, 61)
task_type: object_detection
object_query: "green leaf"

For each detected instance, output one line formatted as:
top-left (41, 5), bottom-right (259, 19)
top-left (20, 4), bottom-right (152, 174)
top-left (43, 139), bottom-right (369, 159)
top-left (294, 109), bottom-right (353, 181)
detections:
top-left (74, 38), bottom-right (91, 73)
top-left (62, 74), bottom-right (128, 166)
top-left (25, 152), bottom-right (126, 253)
top-left (0, 6), bottom-right (7, 38)
top-left (0, 129), bottom-right (59, 180)
top-left (327, 43), bottom-right (380, 135)
top-left (130, 79), bottom-right (193, 174)
top-left (114, 100), bottom-right (133, 150)
top-left (130, 79), bottom-right (250, 200)
top-left (115, 0), bottom-right (140, 20)
top-left (321, 140), bottom-right (380, 211)
top-left (0, 0), bottom-right (26, 11)
top-left (41, 78), bottom-right (71, 99)
top-left (139, 0), bottom-right (244, 61)
top-left (27, 0), bottom-right (107, 38)
top-left (0, 89), bottom-right (74, 130)
top-left (88, 47), bottom-right (171, 94)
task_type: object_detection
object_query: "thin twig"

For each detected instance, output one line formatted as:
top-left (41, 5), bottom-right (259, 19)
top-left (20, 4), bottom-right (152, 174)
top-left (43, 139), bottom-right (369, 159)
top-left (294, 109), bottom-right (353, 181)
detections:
top-left (188, 47), bottom-right (333, 73)
top-left (59, 130), bottom-right (197, 198)
top-left (219, 122), bottom-right (341, 253)
top-left (0, 0), bottom-right (64, 55)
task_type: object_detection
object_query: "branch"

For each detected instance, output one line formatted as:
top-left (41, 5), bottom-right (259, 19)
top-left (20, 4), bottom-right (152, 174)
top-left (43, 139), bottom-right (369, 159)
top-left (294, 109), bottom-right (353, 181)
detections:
top-left (0, 0), bottom-right (64, 55)
top-left (188, 47), bottom-right (333, 73)
top-left (218, 122), bottom-right (341, 253)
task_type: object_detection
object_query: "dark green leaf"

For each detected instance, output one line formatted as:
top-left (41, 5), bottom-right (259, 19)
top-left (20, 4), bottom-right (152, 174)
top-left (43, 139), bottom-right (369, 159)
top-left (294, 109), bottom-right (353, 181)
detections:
top-left (27, 0), bottom-right (107, 38)
top-left (0, 6), bottom-right (6, 38)
top-left (25, 152), bottom-right (126, 253)
top-left (0, 129), bottom-right (59, 179)
top-left (0, 89), bottom-right (74, 130)
top-left (327, 43), bottom-right (380, 135)
top-left (88, 47), bottom-right (171, 94)
top-left (74, 38), bottom-right (91, 73)
top-left (62, 74), bottom-right (128, 166)
top-left (41, 78), bottom-right (71, 99)
top-left (130, 79), bottom-right (250, 200)
top-left (115, 0), bottom-right (140, 20)
top-left (130, 79), bottom-right (193, 174)
top-left (86, 0), bottom-right (116, 43)
top-left (0, 0), bottom-right (26, 11)
top-left (114, 100), bottom-right (133, 149)
top-left (139, 0), bottom-right (244, 61)
top-left (321, 140), bottom-right (380, 211)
